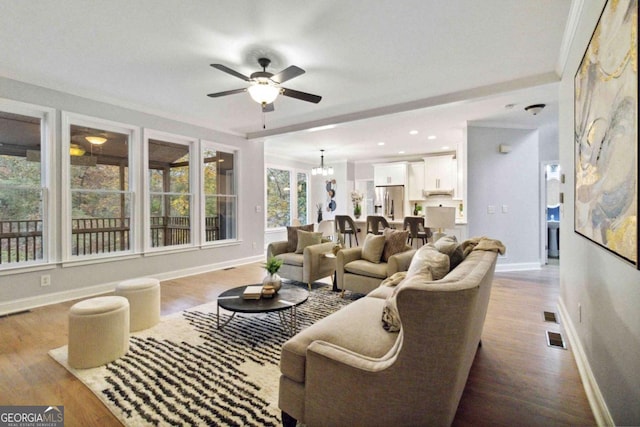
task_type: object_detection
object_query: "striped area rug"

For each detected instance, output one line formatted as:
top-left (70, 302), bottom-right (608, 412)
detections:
top-left (49, 284), bottom-right (354, 426)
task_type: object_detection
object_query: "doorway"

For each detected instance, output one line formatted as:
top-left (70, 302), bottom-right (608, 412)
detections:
top-left (541, 162), bottom-right (561, 265)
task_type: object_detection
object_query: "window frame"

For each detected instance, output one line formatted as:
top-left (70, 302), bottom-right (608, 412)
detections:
top-left (265, 165), bottom-right (309, 230)
top-left (143, 129), bottom-right (197, 253)
top-left (0, 98), bottom-right (56, 272)
top-left (61, 112), bottom-right (140, 263)
top-left (200, 140), bottom-right (239, 246)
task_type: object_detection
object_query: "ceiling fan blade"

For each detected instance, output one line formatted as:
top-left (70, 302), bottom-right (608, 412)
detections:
top-left (262, 103), bottom-right (275, 113)
top-left (280, 87), bottom-right (322, 104)
top-left (210, 64), bottom-right (251, 82)
top-left (207, 88), bottom-right (247, 98)
top-left (270, 65), bottom-right (305, 84)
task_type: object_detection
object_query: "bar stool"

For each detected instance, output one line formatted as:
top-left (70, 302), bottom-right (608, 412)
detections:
top-left (403, 216), bottom-right (432, 248)
top-left (335, 215), bottom-right (360, 247)
top-left (366, 215), bottom-right (390, 235)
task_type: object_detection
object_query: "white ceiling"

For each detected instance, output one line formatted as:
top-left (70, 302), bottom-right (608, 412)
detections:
top-left (0, 1), bottom-right (573, 164)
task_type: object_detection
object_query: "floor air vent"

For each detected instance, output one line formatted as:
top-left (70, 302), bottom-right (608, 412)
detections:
top-left (546, 331), bottom-right (566, 349)
top-left (223, 267), bottom-right (236, 270)
top-left (543, 311), bottom-right (558, 323)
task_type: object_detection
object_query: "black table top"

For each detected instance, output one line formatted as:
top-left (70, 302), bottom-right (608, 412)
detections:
top-left (217, 283), bottom-right (309, 313)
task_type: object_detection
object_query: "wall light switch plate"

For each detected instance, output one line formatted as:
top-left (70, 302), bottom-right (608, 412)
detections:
top-left (487, 205), bottom-right (496, 214)
top-left (502, 204), bottom-right (508, 213)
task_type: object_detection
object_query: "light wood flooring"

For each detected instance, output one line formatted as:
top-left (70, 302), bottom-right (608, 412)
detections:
top-left (0, 262), bottom-right (595, 426)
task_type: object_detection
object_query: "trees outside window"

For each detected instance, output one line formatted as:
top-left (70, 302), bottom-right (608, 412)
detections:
top-left (203, 146), bottom-right (237, 241)
top-left (266, 167), bottom-right (308, 228)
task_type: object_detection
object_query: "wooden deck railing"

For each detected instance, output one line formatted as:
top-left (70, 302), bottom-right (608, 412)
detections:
top-left (0, 215), bottom-right (221, 264)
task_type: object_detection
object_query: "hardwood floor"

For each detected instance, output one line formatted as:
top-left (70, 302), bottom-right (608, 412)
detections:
top-left (0, 262), bottom-right (595, 426)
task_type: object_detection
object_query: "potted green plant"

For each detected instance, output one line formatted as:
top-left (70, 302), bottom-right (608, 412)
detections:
top-left (263, 257), bottom-right (283, 294)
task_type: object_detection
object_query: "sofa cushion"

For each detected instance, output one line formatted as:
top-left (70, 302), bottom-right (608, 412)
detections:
top-left (407, 243), bottom-right (450, 280)
top-left (382, 228), bottom-right (410, 262)
top-left (345, 259), bottom-right (388, 279)
top-left (434, 235), bottom-right (464, 270)
top-left (281, 296), bottom-right (399, 383)
top-left (276, 252), bottom-right (304, 267)
top-left (362, 233), bottom-right (386, 263)
top-left (295, 230), bottom-right (323, 254)
top-left (286, 224), bottom-right (314, 252)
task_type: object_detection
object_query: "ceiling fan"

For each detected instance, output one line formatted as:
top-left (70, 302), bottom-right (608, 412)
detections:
top-left (207, 58), bottom-right (322, 112)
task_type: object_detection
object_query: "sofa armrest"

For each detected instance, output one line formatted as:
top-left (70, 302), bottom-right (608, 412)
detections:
top-left (303, 241), bottom-right (338, 283)
top-left (307, 337), bottom-right (400, 373)
top-left (267, 240), bottom-right (289, 258)
top-left (336, 247), bottom-right (363, 290)
top-left (387, 248), bottom-right (417, 276)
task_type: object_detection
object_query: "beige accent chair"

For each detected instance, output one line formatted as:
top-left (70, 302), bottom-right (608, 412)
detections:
top-left (337, 245), bottom-right (415, 295)
top-left (278, 249), bottom-right (499, 426)
top-left (267, 240), bottom-right (336, 290)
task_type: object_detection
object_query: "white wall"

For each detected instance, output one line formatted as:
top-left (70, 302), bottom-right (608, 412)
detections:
top-left (467, 126), bottom-right (540, 268)
top-left (0, 77), bottom-right (265, 313)
top-left (558, 1), bottom-right (640, 424)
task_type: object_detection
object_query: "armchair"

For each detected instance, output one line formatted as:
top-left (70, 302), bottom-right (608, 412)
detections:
top-left (267, 240), bottom-right (337, 290)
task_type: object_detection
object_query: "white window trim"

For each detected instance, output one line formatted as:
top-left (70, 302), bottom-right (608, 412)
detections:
top-left (143, 129), bottom-right (198, 253)
top-left (200, 139), bottom-right (240, 245)
top-left (0, 98), bottom-right (56, 271)
top-left (61, 112), bottom-right (140, 262)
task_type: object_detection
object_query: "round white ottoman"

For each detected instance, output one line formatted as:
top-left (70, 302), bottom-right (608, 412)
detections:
top-left (115, 277), bottom-right (161, 332)
top-left (68, 296), bottom-right (130, 369)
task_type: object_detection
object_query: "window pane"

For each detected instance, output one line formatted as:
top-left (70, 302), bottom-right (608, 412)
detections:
top-left (148, 138), bottom-right (192, 249)
top-left (71, 191), bottom-right (131, 255)
top-left (0, 111), bottom-right (45, 265)
top-left (267, 168), bottom-right (290, 228)
top-left (69, 124), bottom-right (131, 257)
top-left (297, 172), bottom-right (307, 225)
top-left (203, 147), bottom-right (236, 242)
top-left (205, 195), bottom-right (236, 241)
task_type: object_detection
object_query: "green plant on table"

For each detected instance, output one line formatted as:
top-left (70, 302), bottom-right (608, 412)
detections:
top-left (264, 257), bottom-right (283, 275)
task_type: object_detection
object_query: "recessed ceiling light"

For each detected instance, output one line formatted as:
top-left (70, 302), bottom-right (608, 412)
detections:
top-left (377, 142), bottom-right (385, 146)
top-left (399, 151), bottom-right (405, 154)
top-left (409, 130), bottom-right (419, 135)
top-left (427, 135), bottom-right (436, 140)
top-left (441, 146), bottom-right (450, 150)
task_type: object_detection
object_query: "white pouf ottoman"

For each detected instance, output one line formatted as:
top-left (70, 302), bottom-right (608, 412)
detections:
top-left (115, 277), bottom-right (161, 332)
top-left (68, 296), bottom-right (130, 369)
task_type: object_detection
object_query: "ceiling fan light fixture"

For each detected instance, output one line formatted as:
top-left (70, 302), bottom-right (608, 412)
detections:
top-left (85, 136), bottom-right (107, 145)
top-left (69, 143), bottom-right (86, 156)
top-left (248, 81), bottom-right (280, 105)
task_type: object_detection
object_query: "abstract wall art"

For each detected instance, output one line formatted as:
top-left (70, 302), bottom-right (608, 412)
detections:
top-left (574, 0), bottom-right (638, 267)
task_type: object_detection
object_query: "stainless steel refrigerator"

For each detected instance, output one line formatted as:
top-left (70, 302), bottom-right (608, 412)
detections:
top-left (374, 185), bottom-right (404, 220)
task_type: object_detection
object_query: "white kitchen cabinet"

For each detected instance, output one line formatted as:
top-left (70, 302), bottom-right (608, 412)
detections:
top-left (374, 162), bottom-right (407, 186)
top-left (408, 161), bottom-right (425, 200)
top-left (424, 154), bottom-right (457, 195)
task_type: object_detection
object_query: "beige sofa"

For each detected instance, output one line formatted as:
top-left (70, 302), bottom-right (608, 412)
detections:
top-left (278, 247), bottom-right (499, 426)
top-left (267, 240), bottom-right (337, 289)
top-left (337, 245), bottom-right (416, 295)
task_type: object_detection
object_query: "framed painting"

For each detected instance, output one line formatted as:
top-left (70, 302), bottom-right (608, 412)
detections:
top-left (574, 0), bottom-right (638, 268)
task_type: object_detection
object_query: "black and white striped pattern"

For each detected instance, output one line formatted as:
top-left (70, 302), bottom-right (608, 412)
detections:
top-left (92, 284), bottom-right (352, 426)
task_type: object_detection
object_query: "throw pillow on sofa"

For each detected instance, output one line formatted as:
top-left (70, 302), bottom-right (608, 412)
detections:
top-left (286, 224), bottom-right (314, 252)
top-left (434, 235), bottom-right (464, 270)
top-left (407, 243), bottom-right (450, 280)
top-left (362, 233), bottom-right (386, 263)
top-left (295, 230), bottom-right (323, 254)
top-left (382, 228), bottom-right (409, 262)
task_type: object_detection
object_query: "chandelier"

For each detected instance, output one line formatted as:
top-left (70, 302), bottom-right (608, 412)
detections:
top-left (311, 149), bottom-right (333, 176)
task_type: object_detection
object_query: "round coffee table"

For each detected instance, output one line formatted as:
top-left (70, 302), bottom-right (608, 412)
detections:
top-left (216, 283), bottom-right (309, 335)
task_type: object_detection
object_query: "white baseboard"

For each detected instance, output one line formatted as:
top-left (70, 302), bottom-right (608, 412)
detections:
top-left (495, 262), bottom-right (541, 272)
top-left (557, 297), bottom-right (614, 427)
top-left (0, 254), bottom-right (264, 316)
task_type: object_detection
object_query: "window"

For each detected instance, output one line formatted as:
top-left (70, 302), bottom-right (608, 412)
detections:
top-left (266, 167), bottom-right (308, 228)
top-left (64, 116), bottom-right (136, 259)
top-left (147, 135), bottom-right (193, 249)
top-left (0, 102), bottom-right (53, 267)
top-left (202, 144), bottom-right (237, 242)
